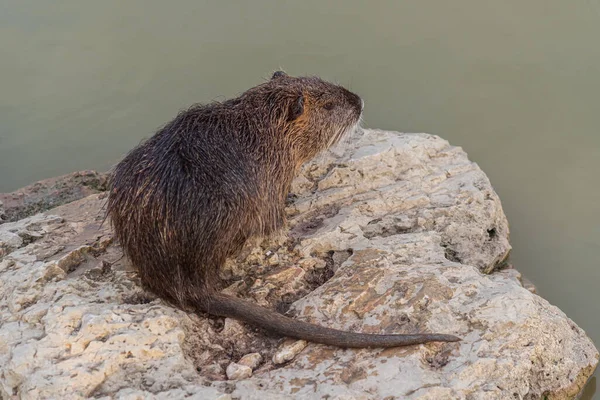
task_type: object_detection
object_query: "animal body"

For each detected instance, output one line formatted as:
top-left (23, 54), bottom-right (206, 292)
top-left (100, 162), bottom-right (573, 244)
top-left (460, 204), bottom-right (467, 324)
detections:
top-left (107, 71), bottom-right (459, 347)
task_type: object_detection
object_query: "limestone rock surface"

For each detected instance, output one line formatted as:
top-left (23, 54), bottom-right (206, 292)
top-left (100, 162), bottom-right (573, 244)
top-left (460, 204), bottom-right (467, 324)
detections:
top-left (0, 170), bottom-right (107, 224)
top-left (0, 129), bottom-right (596, 399)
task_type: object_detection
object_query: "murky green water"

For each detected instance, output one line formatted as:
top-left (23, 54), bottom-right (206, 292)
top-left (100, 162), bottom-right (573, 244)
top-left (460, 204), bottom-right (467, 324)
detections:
top-left (1, 1), bottom-right (599, 396)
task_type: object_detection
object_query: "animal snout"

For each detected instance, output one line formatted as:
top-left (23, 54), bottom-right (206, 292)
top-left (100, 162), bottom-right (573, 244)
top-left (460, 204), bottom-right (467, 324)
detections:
top-left (343, 89), bottom-right (363, 112)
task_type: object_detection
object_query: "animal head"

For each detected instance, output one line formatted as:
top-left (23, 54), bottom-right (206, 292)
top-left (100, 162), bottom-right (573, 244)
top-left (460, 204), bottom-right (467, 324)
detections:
top-left (242, 71), bottom-right (364, 164)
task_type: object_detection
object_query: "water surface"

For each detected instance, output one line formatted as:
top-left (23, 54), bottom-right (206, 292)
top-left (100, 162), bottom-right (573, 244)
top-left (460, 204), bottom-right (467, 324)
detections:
top-left (1, 1), bottom-right (599, 396)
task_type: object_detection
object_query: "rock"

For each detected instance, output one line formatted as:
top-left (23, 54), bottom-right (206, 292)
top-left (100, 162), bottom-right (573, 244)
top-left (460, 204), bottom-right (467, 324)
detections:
top-left (226, 363), bottom-right (253, 380)
top-left (521, 275), bottom-right (538, 294)
top-left (263, 266), bottom-right (306, 294)
top-left (0, 199), bottom-right (6, 222)
top-left (199, 363), bottom-right (224, 379)
top-left (238, 353), bottom-right (263, 370)
top-left (0, 170), bottom-right (108, 224)
top-left (0, 129), bottom-right (596, 399)
top-left (266, 252), bottom-right (279, 266)
top-left (289, 129), bottom-right (511, 274)
top-left (0, 213), bottom-right (64, 260)
top-left (272, 340), bottom-right (308, 365)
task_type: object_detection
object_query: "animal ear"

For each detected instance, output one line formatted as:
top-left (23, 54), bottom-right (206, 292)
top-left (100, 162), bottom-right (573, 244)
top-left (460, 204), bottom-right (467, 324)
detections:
top-left (272, 70), bottom-right (287, 80)
top-left (288, 93), bottom-right (304, 121)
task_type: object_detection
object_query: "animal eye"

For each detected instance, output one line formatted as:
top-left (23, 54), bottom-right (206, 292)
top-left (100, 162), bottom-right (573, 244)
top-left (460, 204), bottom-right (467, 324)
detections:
top-left (323, 102), bottom-right (335, 111)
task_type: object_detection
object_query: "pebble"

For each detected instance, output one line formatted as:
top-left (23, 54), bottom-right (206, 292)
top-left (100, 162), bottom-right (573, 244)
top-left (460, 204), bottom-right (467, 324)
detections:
top-left (238, 352), bottom-right (262, 370)
top-left (226, 362), bottom-right (253, 380)
top-left (272, 340), bottom-right (307, 365)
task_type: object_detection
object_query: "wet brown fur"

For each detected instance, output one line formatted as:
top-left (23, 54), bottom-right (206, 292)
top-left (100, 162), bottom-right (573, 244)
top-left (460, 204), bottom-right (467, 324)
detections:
top-left (107, 72), bottom-right (459, 348)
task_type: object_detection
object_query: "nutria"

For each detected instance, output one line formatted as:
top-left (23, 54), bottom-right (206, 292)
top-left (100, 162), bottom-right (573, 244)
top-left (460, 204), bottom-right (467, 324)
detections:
top-left (107, 71), bottom-right (459, 348)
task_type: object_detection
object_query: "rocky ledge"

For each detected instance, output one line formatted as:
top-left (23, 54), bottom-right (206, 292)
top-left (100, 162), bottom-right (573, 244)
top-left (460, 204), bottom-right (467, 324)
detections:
top-left (0, 129), bottom-right (597, 399)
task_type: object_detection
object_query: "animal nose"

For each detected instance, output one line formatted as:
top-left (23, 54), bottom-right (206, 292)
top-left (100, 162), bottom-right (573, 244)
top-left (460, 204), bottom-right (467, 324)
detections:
top-left (343, 89), bottom-right (363, 112)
